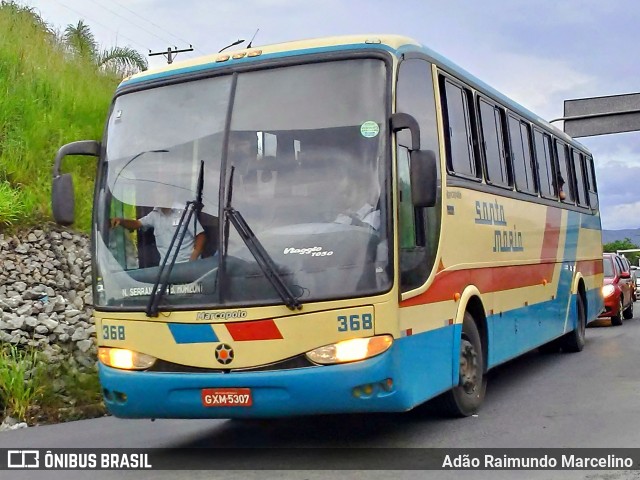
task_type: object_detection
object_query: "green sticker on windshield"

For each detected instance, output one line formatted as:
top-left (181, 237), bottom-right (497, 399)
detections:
top-left (360, 121), bottom-right (380, 138)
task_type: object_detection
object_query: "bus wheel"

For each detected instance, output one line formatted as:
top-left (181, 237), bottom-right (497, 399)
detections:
top-left (561, 293), bottom-right (586, 353)
top-left (436, 312), bottom-right (486, 417)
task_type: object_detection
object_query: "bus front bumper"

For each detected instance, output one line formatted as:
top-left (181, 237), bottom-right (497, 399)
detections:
top-left (98, 328), bottom-right (462, 419)
top-left (99, 346), bottom-right (413, 418)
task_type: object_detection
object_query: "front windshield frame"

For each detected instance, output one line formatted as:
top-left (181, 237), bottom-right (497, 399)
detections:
top-left (92, 50), bottom-right (395, 312)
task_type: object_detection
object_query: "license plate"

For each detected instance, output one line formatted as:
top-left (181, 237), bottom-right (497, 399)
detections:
top-left (201, 388), bottom-right (253, 407)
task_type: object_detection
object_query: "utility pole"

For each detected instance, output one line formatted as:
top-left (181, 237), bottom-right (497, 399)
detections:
top-left (149, 45), bottom-right (194, 64)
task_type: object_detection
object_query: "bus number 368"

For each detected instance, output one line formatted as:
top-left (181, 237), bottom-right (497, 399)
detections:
top-left (337, 314), bottom-right (373, 332)
top-left (103, 325), bottom-right (126, 340)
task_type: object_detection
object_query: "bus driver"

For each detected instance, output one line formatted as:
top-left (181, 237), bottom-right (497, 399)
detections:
top-left (111, 206), bottom-right (206, 263)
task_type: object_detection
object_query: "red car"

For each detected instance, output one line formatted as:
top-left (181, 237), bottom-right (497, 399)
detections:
top-left (600, 253), bottom-right (634, 326)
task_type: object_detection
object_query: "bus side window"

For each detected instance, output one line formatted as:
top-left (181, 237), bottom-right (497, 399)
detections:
top-left (586, 155), bottom-right (599, 209)
top-left (478, 97), bottom-right (511, 187)
top-left (555, 140), bottom-right (575, 204)
top-left (508, 114), bottom-right (537, 195)
top-left (573, 149), bottom-right (589, 208)
top-left (440, 77), bottom-right (479, 178)
top-left (533, 128), bottom-right (555, 199)
top-left (396, 58), bottom-right (442, 292)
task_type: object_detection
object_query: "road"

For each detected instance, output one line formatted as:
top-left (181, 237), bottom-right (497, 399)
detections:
top-left (1, 312), bottom-right (640, 480)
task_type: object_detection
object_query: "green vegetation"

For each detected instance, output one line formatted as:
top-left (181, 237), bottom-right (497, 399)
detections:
top-left (0, 344), bottom-right (105, 425)
top-left (0, 345), bottom-right (44, 421)
top-left (603, 238), bottom-right (640, 265)
top-left (0, 1), bottom-right (147, 232)
top-left (0, 1), bottom-right (148, 425)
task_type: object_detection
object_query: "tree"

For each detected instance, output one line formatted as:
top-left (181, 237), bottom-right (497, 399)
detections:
top-left (63, 20), bottom-right (147, 76)
top-left (603, 237), bottom-right (640, 265)
top-left (63, 20), bottom-right (97, 59)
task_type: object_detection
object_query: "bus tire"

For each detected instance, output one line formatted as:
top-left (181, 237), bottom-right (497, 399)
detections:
top-left (435, 312), bottom-right (486, 417)
top-left (538, 339), bottom-right (561, 354)
top-left (561, 293), bottom-right (586, 353)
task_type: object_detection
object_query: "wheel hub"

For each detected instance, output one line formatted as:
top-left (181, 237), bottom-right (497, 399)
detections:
top-left (459, 339), bottom-right (478, 394)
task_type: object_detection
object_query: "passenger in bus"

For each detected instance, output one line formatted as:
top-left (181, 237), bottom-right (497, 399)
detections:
top-left (111, 207), bottom-right (206, 263)
top-left (333, 172), bottom-right (380, 230)
top-left (557, 173), bottom-right (567, 200)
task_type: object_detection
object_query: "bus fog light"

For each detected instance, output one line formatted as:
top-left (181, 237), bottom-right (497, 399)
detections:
top-left (305, 335), bottom-right (393, 365)
top-left (99, 347), bottom-right (156, 370)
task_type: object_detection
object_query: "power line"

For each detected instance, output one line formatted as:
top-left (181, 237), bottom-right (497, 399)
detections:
top-left (85, 0), bottom-right (185, 52)
top-left (51, 0), bottom-right (151, 53)
top-left (108, 0), bottom-right (206, 56)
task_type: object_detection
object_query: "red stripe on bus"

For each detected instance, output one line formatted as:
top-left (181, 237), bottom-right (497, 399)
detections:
top-left (540, 207), bottom-right (562, 260)
top-left (226, 319), bottom-right (283, 341)
top-left (576, 259), bottom-right (604, 276)
top-left (400, 262), bottom-right (556, 307)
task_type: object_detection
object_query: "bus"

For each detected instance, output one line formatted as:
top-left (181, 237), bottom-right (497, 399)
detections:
top-left (51, 35), bottom-right (603, 418)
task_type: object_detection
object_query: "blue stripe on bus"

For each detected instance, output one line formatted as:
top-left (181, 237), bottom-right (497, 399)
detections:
top-left (118, 43), bottom-right (398, 89)
top-left (168, 323), bottom-right (219, 344)
top-left (488, 287), bottom-right (600, 367)
top-left (580, 213), bottom-right (602, 230)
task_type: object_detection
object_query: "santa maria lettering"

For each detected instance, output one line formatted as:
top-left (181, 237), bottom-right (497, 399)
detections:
top-left (474, 199), bottom-right (525, 253)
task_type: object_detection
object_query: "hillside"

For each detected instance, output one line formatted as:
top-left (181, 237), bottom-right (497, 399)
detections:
top-left (602, 228), bottom-right (640, 245)
top-left (0, 2), bottom-right (120, 232)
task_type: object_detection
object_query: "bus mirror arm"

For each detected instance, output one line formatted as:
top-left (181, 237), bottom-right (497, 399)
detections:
top-left (390, 112), bottom-right (420, 150)
top-left (52, 140), bottom-right (101, 177)
top-left (410, 149), bottom-right (437, 208)
top-left (51, 140), bottom-right (101, 226)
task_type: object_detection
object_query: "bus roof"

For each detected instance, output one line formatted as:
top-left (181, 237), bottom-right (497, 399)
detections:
top-left (121, 34), bottom-right (419, 85)
top-left (119, 34), bottom-right (587, 151)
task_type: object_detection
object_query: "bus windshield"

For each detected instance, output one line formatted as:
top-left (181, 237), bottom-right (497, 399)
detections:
top-left (94, 58), bottom-right (391, 310)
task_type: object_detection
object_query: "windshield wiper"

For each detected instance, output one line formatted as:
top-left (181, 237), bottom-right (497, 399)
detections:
top-left (223, 166), bottom-right (302, 310)
top-left (145, 160), bottom-right (205, 317)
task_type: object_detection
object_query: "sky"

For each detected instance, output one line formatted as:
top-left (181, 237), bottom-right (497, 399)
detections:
top-left (20, 0), bottom-right (640, 231)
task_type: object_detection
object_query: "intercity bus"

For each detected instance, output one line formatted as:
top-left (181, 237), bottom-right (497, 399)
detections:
top-left (51, 35), bottom-right (603, 418)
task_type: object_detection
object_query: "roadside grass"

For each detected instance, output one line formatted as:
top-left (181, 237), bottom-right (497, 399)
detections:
top-left (0, 344), bottom-right (45, 421)
top-left (0, 3), bottom-right (120, 232)
top-left (0, 344), bottom-right (106, 425)
top-left (0, 181), bottom-right (27, 226)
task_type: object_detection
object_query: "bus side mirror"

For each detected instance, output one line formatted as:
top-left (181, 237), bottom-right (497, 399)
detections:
top-left (52, 174), bottom-right (75, 226)
top-left (410, 149), bottom-right (437, 208)
top-left (51, 140), bottom-right (101, 226)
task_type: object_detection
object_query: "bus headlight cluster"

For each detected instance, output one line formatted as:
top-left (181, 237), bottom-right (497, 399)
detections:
top-left (305, 335), bottom-right (393, 365)
top-left (602, 285), bottom-right (615, 298)
top-left (99, 347), bottom-right (156, 370)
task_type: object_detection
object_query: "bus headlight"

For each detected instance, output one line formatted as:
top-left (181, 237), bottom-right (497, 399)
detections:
top-left (305, 335), bottom-right (393, 365)
top-left (602, 285), bottom-right (615, 298)
top-left (99, 347), bottom-right (156, 370)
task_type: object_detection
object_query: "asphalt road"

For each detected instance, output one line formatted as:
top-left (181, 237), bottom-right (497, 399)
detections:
top-left (2, 311), bottom-right (640, 480)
